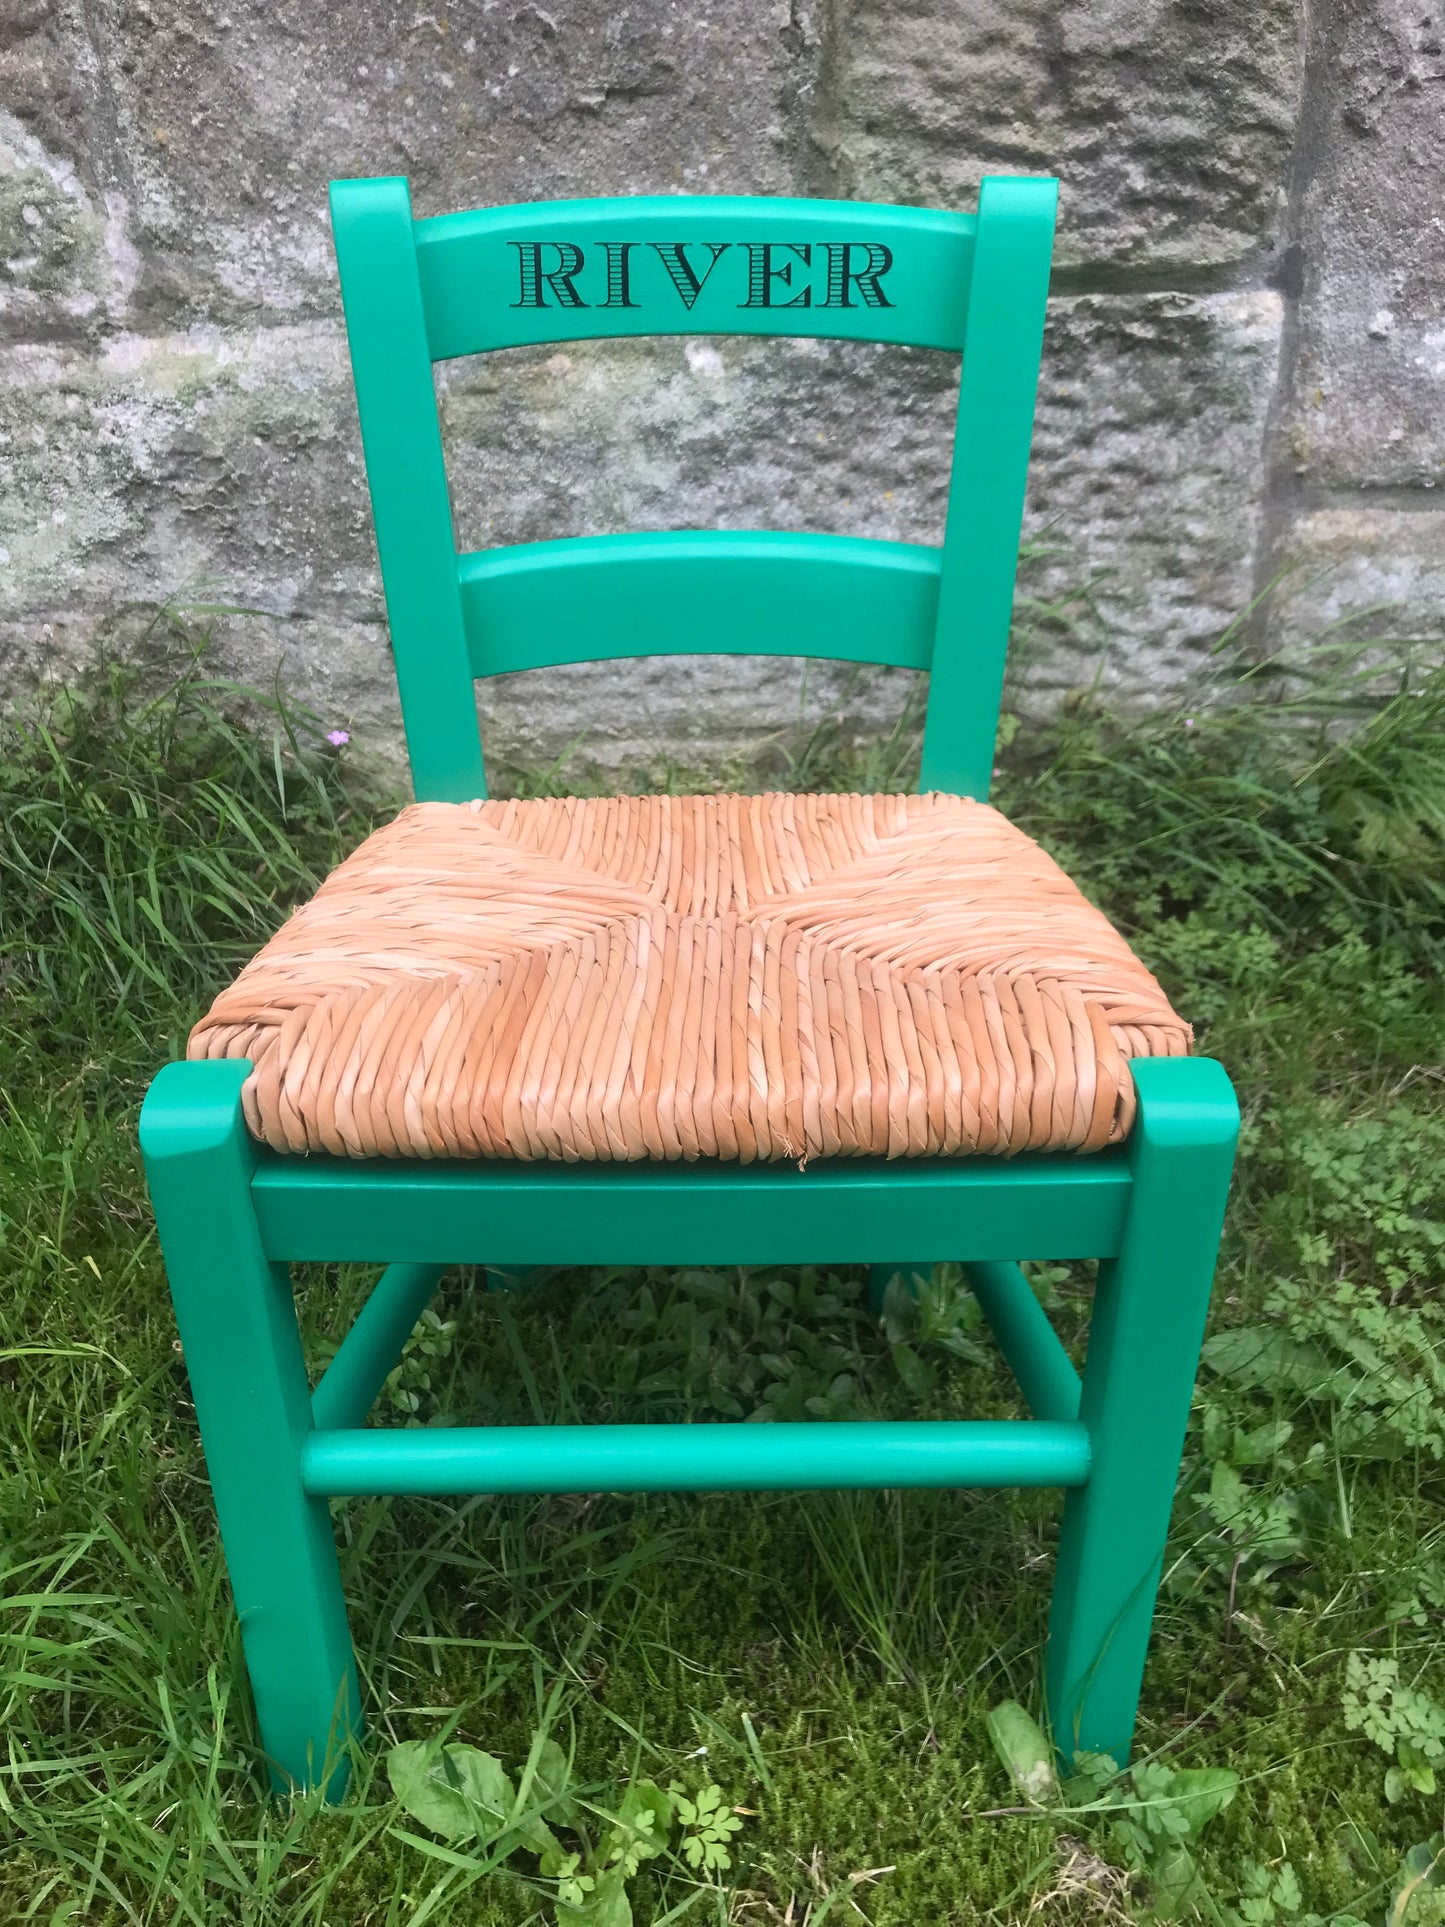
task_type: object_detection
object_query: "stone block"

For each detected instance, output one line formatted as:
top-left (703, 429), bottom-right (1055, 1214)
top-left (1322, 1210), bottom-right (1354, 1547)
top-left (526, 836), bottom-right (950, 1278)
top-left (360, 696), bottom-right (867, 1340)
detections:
top-left (0, 109), bottom-right (139, 341)
top-left (1265, 506), bottom-right (1445, 658)
top-left (1285, 0), bottom-right (1445, 491)
top-left (438, 334), bottom-right (955, 556)
top-left (0, 323), bottom-right (371, 618)
top-left (9, 0), bottom-right (820, 330)
top-left (1026, 290), bottom-right (1284, 697)
top-left (811, 0), bottom-right (1302, 271)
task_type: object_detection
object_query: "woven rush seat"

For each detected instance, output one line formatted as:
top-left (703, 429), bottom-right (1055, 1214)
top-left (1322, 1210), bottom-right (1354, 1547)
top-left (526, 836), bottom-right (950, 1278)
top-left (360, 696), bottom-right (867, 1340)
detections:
top-left (190, 791), bottom-right (1191, 1163)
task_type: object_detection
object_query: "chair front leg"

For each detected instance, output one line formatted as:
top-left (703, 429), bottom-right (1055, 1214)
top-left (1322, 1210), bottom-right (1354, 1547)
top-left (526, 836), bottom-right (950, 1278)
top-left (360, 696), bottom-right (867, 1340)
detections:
top-left (140, 1060), bottom-right (359, 1796)
top-left (1044, 1056), bottom-right (1238, 1766)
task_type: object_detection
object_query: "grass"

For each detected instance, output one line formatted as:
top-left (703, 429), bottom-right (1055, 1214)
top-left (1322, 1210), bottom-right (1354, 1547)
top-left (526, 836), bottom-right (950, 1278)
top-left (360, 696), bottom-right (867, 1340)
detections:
top-left (2, 623), bottom-right (1444, 1925)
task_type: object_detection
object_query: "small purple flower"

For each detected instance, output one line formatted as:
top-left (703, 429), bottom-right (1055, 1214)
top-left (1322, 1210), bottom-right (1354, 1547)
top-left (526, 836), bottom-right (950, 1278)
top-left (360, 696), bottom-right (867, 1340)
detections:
top-left (992, 764), bottom-right (1003, 778)
top-left (326, 728), bottom-right (350, 747)
top-left (1182, 717), bottom-right (1196, 729)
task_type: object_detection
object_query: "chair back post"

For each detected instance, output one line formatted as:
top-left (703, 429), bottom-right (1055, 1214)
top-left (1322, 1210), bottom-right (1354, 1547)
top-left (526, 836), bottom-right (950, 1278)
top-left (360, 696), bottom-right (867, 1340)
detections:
top-left (920, 176), bottom-right (1057, 800)
top-left (330, 176), bottom-right (487, 801)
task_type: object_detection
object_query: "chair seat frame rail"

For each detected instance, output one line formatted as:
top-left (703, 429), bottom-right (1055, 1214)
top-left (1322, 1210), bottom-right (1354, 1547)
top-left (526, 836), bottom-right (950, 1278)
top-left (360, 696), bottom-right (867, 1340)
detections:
top-left (139, 169), bottom-right (1240, 1797)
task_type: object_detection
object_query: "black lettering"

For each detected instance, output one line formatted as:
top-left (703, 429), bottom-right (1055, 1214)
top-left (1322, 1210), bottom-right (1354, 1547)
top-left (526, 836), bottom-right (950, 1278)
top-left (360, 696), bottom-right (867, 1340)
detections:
top-left (649, 240), bottom-right (730, 310)
top-left (821, 241), bottom-right (894, 309)
top-left (509, 240), bottom-right (587, 308)
top-left (598, 240), bottom-right (638, 308)
top-left (742, 242), bottom-right (812, 308)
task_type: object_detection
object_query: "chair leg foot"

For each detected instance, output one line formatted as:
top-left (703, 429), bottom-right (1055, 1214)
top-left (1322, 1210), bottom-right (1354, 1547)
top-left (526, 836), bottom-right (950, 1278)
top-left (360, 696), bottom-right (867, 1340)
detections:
top-left (1044, 1058), bottom-right (1237, 1766)
top-left (141, 1061), bottom-right (360, 1796)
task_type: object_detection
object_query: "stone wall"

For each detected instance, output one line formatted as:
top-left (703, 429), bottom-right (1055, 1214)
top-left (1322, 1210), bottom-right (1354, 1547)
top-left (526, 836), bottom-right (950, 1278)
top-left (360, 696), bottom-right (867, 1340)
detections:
top-left (2, 0), bottom-right (1442, 776)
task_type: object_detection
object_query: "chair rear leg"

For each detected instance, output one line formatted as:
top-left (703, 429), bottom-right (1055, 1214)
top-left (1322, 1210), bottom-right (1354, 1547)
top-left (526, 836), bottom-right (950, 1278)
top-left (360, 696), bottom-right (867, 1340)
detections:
top-left (1044, 1057), bottom-right (1238, 1767)
top-left (140, 1060), bottom-right (359, 1796)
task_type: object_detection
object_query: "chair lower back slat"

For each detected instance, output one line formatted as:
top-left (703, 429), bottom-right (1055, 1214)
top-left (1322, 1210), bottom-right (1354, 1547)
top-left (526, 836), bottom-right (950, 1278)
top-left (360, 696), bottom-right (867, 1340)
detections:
top-left (458, 529), bottom-right (940, 679)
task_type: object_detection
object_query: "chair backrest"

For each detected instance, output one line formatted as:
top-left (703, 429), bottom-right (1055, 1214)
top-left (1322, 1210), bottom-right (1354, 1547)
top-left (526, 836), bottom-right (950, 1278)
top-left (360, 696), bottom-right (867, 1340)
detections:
top-left (329, 176), bottom-right (1057, 803)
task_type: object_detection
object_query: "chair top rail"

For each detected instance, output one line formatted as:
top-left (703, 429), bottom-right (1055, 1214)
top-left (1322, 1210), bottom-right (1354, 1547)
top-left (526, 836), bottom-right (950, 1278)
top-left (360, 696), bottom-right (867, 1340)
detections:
top-left (414, 193), bottom-right (976, 358)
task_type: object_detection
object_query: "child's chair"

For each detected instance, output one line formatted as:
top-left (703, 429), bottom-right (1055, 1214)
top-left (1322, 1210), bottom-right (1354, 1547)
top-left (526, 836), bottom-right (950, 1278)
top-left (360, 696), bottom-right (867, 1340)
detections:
top-left (140, 175), bottom-right (1238, 1795)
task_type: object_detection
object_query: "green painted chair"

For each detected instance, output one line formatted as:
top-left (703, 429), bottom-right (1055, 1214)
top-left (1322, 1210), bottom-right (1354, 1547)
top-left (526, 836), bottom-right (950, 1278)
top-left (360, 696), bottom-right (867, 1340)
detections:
top-left (139, 175), bottom-right (1238, 1796)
